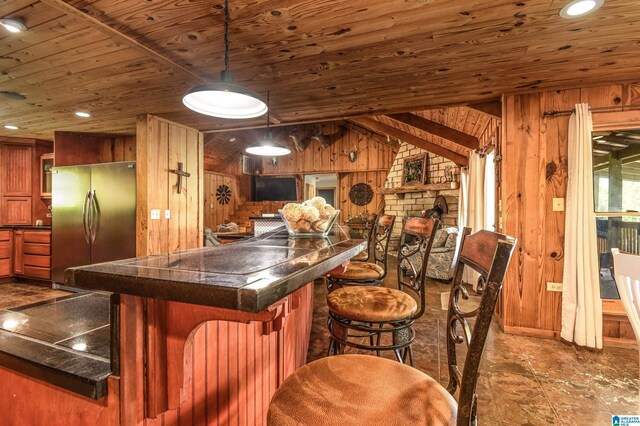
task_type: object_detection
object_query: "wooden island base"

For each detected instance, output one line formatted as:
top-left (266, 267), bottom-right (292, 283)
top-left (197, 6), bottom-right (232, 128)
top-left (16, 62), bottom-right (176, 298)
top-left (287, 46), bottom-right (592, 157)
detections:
top-left (0, 282), bottom-right (314, 425)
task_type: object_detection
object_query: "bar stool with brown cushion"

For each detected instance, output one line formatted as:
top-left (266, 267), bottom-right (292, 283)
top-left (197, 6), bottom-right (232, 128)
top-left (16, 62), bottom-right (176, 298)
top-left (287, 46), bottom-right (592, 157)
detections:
top-left (350, 213), bottom-right (378, 262)
top-left (268, 228), bottom-right (517, 426)
top-left (326, 217), bottom-right (440, 364)
top-left (326, 214), bottom-right (396, 292)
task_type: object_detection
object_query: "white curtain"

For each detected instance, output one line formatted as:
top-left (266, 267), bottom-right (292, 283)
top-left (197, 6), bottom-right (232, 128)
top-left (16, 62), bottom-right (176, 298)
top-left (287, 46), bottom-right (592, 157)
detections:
top-left (561, 103), bottom-right (603, 349)
top-left (462, 151), bottom-right (487, 287)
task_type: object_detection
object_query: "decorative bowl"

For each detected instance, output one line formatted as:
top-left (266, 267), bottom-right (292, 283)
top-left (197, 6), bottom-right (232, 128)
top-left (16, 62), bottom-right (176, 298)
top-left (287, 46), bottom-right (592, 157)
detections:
top-left (278, 209), bottom-right (340, 238)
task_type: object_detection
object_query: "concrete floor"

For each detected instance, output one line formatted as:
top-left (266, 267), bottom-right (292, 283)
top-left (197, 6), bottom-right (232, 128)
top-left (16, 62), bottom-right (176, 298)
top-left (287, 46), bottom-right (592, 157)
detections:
top-left (307, 258), bottom-right (640, 425)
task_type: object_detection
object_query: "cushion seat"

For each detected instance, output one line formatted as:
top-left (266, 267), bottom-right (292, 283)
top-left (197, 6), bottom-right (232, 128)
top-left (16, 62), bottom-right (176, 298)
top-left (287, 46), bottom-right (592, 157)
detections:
top-left (350, 250), bottom-right (368, 261)
top-left (268, 354), bottom-right (457, 426)
top-left (328, 262), bottom-right (384, 281)
top-left (327, 286), bottom-right (418, 322)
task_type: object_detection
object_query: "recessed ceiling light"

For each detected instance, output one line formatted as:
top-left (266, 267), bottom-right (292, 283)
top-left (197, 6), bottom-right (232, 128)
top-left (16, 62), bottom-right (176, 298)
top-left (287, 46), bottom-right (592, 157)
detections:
top-left (3, 125), bottom-right (19, 130)
top-left (75, 111), bottom-right (91, 118)
top-left (560, 0), bottom-right (603, 18)
top-left (0, 18), bottom-right (27, 33)
top-left (229, 137), bottom-right (237, 143)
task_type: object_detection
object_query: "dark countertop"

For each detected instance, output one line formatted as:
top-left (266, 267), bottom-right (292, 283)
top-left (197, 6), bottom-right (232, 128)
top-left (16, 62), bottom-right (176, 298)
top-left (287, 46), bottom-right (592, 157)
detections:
top-left (0, 225), bottom-right (51, 230)
top-left (67, 225), bottom-right (365, 313)
top-left (249, 215), bottom-right (282, 220)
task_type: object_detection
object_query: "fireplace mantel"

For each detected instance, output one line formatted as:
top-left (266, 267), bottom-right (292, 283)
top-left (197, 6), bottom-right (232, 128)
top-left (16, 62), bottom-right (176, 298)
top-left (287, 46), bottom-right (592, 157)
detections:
top-left (378, 182), bottom-right (459, 198)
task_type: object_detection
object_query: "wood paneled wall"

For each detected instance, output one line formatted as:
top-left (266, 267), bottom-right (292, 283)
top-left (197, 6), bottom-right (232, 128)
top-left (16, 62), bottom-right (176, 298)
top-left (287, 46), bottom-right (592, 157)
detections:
top-left (259, 123), bottom-right (396, 175)
top-left (135, 115), bottom-right (203, 256)
top-left (204, 171), bottom-right (238, 229)
top-left (215, 124), bottom-right (396, 222)
top-left (500, 82), bottom-right (640, 338)
top-left (338, 171), bottom-right (388, 221)
top-left (54, 132), bottom-right (136, 167)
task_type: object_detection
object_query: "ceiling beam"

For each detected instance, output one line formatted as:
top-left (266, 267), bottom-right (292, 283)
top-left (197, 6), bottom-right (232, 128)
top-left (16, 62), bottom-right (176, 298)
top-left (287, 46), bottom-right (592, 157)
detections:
top-left (466, 100), bottom-right (502, 119)
top-left (338, 121), bottom-right (400, 149)
top-left (385, 113), bottom-right (479, 150)
top-left (351, 117), bottom-right (468, 166)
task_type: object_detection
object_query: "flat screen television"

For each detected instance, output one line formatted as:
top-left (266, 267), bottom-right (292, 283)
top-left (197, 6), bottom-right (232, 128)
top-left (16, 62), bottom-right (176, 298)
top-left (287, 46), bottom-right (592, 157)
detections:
top-left (253, 176), bottom-right (297, 201)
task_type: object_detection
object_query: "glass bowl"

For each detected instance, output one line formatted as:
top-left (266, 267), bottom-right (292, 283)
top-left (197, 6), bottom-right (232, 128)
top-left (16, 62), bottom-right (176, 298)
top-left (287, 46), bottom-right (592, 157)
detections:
top-left (278, 209), bottom-right (340, 238)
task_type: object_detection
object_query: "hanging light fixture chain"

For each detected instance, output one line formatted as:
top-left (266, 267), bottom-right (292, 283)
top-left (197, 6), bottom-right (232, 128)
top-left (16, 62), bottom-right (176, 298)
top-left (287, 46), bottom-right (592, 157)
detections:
top-left (224, 0), bottom-right (230, 71)
top-left (266, 91), bottom-right (270, 130)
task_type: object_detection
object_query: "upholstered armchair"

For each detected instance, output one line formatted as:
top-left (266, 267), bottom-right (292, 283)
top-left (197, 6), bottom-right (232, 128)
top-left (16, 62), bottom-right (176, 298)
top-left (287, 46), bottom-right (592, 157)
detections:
top-left (400, 227), bottom-right (459, 281)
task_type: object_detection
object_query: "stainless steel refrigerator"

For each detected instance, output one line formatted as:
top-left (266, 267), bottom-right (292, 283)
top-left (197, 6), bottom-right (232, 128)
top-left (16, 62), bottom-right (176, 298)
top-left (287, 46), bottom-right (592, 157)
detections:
top-left (52, 161), bottom-right (136, 287)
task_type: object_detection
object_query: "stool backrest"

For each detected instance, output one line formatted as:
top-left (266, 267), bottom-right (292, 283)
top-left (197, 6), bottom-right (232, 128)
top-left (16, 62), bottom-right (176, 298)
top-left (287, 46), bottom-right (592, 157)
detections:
top-left (396, 217), bottom-right (440, 318)
top-left (372, 214), bottom-right (396, 278)
top-left (445, 228), bottom-right (516, 425)
top-left (359, 213), bottom-right (379, 262)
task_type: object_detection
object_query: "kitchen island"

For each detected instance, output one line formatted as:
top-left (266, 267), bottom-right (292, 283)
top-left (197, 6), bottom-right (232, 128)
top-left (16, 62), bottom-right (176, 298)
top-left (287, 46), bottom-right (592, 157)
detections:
top-left (0, 225), bottom-right (364, 425)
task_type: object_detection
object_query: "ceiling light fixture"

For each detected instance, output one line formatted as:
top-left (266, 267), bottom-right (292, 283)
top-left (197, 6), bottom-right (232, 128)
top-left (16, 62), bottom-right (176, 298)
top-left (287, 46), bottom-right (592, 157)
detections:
top-left (559, 0), bottom-right (603, 18)
top-left (75, 111), bottom-right (91, 118)
top-left (246, 92), bottom-right (290, 156)
top-left (182, 0), bottom-right (267, 119)
top-left (3, 125), bottom-right (19, 130)
top-left (0, 18), bottom-right (27, 33)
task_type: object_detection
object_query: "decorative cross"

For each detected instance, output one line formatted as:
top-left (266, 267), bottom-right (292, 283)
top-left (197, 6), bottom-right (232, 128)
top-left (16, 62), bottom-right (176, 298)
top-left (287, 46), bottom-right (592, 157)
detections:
top-left (169, 162), bottom-right (191, 194)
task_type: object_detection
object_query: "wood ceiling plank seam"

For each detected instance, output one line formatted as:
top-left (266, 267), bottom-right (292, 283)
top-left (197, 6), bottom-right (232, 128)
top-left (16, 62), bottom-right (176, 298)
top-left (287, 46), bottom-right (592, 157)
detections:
top-left (39, 0), bottom-right (209, 84)
top-left (1, 18), bottom-right (95, 58)
top-left (1, 29), bottom-right (115, 72)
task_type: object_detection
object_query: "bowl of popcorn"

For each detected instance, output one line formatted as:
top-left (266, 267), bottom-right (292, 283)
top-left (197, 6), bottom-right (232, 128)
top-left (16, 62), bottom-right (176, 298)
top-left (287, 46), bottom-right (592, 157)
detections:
top-left (279, 197), bottom-right (340, 237)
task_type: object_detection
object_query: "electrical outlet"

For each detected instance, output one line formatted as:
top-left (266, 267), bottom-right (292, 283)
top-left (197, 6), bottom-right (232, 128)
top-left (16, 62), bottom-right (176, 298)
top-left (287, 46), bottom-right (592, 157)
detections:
top-left (547, 282), bottom-right (563, 292)
top-left (165, 209), bottom-right (171, 219)
top-left (552, 198), bottom-right (565, 212)
top-left (150, 209), bottom-right (161, 220)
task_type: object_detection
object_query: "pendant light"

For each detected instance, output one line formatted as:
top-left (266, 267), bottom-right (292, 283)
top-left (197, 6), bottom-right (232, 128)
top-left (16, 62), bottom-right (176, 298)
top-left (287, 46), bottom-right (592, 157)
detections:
top-left (182, 0), bottom-right (267, 119)
top-left (246, 93), bottom-right (291, 156)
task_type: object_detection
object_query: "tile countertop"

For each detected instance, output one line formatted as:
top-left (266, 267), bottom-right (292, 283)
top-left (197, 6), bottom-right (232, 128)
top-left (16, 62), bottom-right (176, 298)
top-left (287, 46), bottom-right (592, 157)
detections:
top-left (66, 225), bottom-right (366, 313)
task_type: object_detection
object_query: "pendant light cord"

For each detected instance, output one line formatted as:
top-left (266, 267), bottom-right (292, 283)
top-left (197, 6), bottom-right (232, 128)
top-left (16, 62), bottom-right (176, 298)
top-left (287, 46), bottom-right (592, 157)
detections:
top-left (266, 91), bottom-right (270, 130)
top-left (224, 0), bottom-right (230, 71)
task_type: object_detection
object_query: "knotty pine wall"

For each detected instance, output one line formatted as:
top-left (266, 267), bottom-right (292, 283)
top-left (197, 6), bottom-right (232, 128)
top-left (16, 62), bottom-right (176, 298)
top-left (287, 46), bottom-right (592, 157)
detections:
top-left (218, 123), bottom-right (397, 222)
top-left (135, 114), bottom-right (203, 256)
top-left (500, 82), bottom-right (640, 339)
top-left (203, 171), bottom-right (239, 229)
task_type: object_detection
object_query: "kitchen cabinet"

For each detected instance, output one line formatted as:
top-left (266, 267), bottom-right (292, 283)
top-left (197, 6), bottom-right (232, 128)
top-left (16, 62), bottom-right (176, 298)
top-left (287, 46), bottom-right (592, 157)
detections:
top-left (8, 229), bottom-right (51, 281)
top-left (0, 231), bottom-right (11, 277)
top-left (1, 144), bottom-right (33, 225)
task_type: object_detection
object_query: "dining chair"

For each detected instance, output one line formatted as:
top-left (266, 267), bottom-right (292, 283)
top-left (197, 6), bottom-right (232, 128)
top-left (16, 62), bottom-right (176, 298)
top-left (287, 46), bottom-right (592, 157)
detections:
top-left (268, 228), bottom-right (516, 426)
top-left (326, 214), bottom-right (396, 292)
top-left (326, 217), bottom-right (439, 364)
top-left (611, 248), bottom-right (640, 413)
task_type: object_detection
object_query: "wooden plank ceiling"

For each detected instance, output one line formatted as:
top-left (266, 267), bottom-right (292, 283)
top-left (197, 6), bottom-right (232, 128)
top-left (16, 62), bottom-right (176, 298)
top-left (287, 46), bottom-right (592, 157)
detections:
top-left (1, 0), bottom-right (640, 142)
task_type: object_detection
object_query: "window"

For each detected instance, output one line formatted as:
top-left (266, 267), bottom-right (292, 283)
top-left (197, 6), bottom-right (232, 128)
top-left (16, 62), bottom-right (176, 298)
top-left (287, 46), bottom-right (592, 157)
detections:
top-left (592, 129), bottom-right (640, 299)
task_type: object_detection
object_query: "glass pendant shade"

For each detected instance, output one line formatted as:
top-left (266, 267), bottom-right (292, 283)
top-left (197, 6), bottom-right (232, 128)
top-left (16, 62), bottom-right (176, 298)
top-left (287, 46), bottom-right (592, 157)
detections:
top-left (246, 131), bottom-right (291, 156)
top-left (183, 70), bottom-right (267, 119)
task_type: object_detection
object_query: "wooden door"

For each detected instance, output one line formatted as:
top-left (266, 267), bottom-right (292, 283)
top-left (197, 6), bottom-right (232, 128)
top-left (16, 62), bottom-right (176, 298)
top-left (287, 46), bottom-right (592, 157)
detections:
top-left (1, 145), bottom-right (33, 196)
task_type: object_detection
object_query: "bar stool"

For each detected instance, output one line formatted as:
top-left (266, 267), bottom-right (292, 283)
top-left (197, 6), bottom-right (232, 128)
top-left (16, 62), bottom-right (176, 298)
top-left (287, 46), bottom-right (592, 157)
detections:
top-left (326, 214), bottom-right (396, 292)
top-left (326, 217), bottom-right (439, 364)
top-left (268, 228), bottom-right (516, 426)
top-left (350, 213), bottom-right (377, 262)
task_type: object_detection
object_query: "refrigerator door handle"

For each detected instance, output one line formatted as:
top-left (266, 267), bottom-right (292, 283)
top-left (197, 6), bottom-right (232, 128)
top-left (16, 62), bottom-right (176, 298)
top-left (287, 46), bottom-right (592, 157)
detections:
top-left (89, 190), bottom-right (98, 243)
top-left (82, 190), bottom-right (91, 244)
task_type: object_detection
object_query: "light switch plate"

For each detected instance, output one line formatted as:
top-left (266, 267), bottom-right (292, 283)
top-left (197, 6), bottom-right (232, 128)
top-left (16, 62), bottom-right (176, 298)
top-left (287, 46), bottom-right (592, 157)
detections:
top-left (150, 209), bottom-right (161, 220)
top-left (165, 209), bottom-right (171, 219)
top-left (547, 282), bottom-right (563, 292)
top-left (552, 198), bottom-right (565, 212)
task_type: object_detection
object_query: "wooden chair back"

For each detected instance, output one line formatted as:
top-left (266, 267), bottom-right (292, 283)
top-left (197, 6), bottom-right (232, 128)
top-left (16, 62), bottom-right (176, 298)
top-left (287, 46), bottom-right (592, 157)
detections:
top-left (396, 217), bottom-right (440, 319)
top-left (445, 228), bottom-right (516, 425)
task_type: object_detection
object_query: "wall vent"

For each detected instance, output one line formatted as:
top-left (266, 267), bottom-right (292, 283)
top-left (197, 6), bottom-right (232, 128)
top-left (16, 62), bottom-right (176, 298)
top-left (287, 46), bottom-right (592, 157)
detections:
top-left (242, 155), bottom-right (256, 175)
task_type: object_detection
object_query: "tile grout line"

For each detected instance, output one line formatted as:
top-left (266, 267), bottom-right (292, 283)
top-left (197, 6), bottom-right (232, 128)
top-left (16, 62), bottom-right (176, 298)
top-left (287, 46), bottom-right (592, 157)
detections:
top-left (0, 329), bottom-right (110, 364)
top-left (524, 350), bottom-right (564, 425)
top-left (54, 324), bottom-right (110, 345)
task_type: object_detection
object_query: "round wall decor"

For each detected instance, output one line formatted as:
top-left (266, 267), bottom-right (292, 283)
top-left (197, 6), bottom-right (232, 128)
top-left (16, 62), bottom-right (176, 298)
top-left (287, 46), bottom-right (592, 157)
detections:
top-left (349, 183), bottom-right (373, 206)
top-left (216, 184), bottom-right (231, 205)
